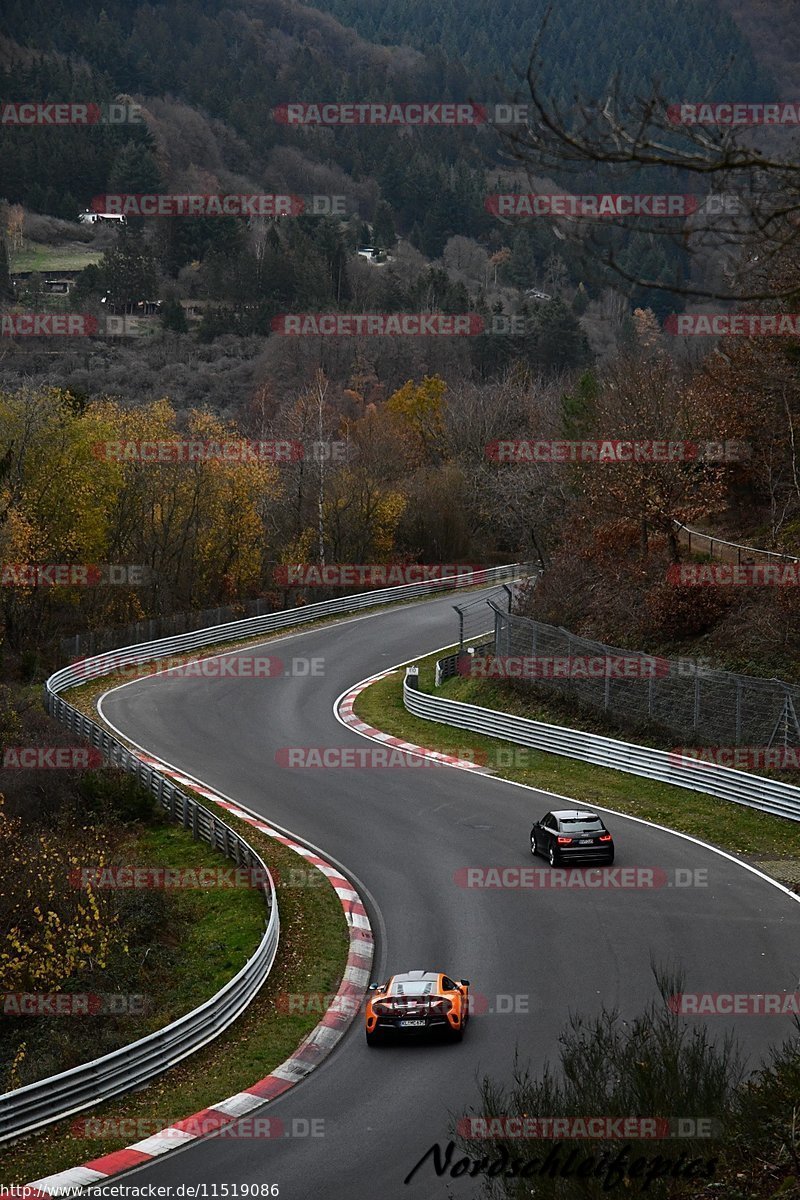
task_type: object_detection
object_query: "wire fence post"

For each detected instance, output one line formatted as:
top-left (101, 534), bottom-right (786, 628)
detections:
top-left (565, 630), bottom-right (573, 692)
top-left (453, 605), bottom-right (464, 652)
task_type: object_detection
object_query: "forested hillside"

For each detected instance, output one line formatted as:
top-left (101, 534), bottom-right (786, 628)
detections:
top-left (314, 0), bottom-right (773, 100)
top-left (717, 0), bottom-right (800, 95)
top-left (1, 0), bottom-right (492, 249)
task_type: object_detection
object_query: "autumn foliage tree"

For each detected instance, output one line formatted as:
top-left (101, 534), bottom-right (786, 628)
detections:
top-left (0, 388), bottom-right (281, 649)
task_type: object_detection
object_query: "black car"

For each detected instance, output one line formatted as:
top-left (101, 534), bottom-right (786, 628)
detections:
top-left (531, 809), bottom-right (614, 866)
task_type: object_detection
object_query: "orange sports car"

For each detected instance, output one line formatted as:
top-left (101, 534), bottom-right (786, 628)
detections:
top-left (365, 970), bottom-right (470, 1044)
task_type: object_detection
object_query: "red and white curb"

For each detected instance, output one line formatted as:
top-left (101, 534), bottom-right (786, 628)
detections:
top-left (337, 670), bottom-right (487, 770)
top-left (24, 762), bottom-right (373, 1197)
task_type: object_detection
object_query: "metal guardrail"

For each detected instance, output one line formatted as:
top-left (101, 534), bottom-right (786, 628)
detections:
top-left (1, 563), bottom-right (531, 1143)
top-left (405, 670), bottom-right (800, 823)
top-left (59, 564), bottom-right (536, 682)
top-left (674, 520), bottom-right (800, 565)
top-left (435, 641), bottom-right (495, 686)
top-left (0, 691), bottom-right (280, 1144)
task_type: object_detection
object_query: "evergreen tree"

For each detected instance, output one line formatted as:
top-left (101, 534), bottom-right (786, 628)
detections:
top-left (372, 200), bottom-right (397, 251)
top-left (108, 141), bottom-right (163, 194)
top-left (101, 226), bottom-right (158, 309)
top-left (161, 295), bottom-right (188, 332)
top-left (533, 298), bottom-right (591, 371)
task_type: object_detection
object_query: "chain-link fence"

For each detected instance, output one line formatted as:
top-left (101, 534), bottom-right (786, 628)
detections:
top-left (452, 572), bottom-right (540, 649)
top-left (489, 602), bottom-right (800, 749)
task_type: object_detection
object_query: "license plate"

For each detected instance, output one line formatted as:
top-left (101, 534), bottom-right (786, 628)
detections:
top-left (579, 838), bottom-right (593, 845)
top-left (399, 1019), bottom-right (426, 1027)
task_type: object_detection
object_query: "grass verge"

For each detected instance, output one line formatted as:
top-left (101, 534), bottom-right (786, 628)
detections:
top-left (10, 241), bottom-right (102, 273)
top-left (2, 801), bottom-right (350, 1184)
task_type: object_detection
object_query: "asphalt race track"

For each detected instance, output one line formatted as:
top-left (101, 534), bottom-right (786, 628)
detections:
top-left (94, 587), bottom-right (800, 1200)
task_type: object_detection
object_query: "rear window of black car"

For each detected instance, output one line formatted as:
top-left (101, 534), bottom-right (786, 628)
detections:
top-left (559, 818), bottom-right (604, 833)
